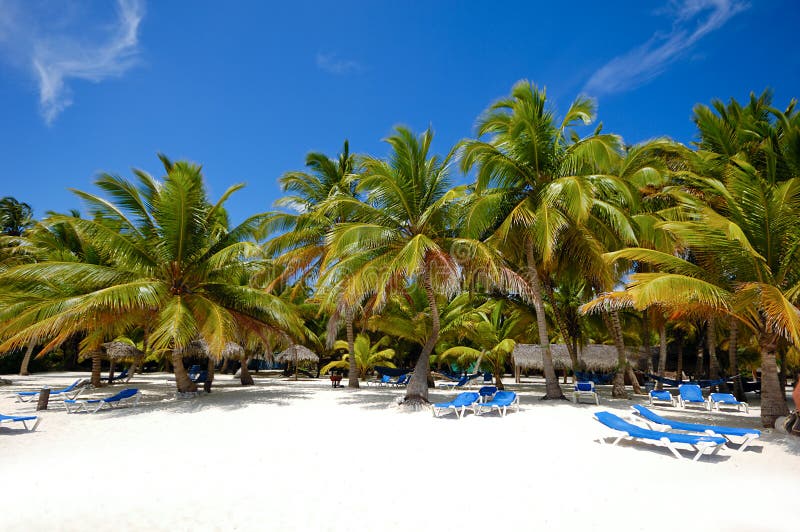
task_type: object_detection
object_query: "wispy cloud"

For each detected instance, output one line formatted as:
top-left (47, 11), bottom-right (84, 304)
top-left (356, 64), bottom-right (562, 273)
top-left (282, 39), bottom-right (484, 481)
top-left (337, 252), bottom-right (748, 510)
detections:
top-left (0, 0), bottom-right (145, 125)
top-left (584, 0), bottom-right (748, 95)
top-left (316, 52), bottom-right (362, 75)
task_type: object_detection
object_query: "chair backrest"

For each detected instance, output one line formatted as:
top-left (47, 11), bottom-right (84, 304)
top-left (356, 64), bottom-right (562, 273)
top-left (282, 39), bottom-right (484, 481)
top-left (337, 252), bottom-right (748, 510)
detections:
top-left (649, 390), bottom-right (672, 400)
top-left (453, 392), bottom-right (479, 406)
top-left (482, 372), bottom-right (492, 383)
top-left (632, 404), bottom-right (666, 424)
top-left (56, 380), bottom-right (82, 393)
top-left (380, 375), bottom-right (391, 384)
top-left (107, 388), bottom-right (139, 402)
top-left (679, 384), bottom-right (704, 401)
top-left (455, 375), bottom-right (469, 387)
top-left (492, 391), bottom-right (517, 406)
top-left (479, 386), bottom-right (497, 397)
top-left (575, 381), bottom-right (594, 392)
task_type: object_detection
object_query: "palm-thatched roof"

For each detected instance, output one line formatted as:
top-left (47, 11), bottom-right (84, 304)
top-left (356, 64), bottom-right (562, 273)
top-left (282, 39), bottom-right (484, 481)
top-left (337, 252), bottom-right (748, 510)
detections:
top-left (512, 344), bottom-right (638, 372)
top-left (101, 341), bottom-right (144, 360)
top-left (275, 345), bottom-right (319, 364)
top-left (176, 340), bottom-right (245, 359)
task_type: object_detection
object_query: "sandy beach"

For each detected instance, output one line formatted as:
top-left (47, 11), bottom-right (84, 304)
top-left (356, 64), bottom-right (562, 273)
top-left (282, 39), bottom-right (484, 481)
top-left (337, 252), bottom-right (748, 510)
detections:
top-left (2, 372), bottom-right (798, 532)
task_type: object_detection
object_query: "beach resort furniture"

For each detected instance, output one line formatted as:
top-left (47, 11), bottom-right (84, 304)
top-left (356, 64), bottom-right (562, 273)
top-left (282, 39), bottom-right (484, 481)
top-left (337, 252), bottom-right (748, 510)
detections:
top-left (708, 393), bottom-right (749, 413)
top-left (64, 388), bottom-right (140, 414)
top-left (0, 413), bottom-right (41, 432)
top-left (648, 389), bottom-right (676, 407)
top-left (678, 384), bottom-right (707, 409)
top-left (572, 381), bottom-right (599, 405)
top-left (431, 392), bottom-right (480, 419)
top-left (106, 368), bottom-right (129, 384)
top-left (472, 390), bottom-right (519, 417)
top-left (392, 374), bottom-right (410, 387)
top-left (15, 379), bottom-right (87, 403)
top-left (367, 375), bottom-right (391, 387)
top-left (630, 404), bottom-right (760, 452)
top-left (593, 411), bottom-right (726, 461)
top-left (478, 386), bottom-right (497, 402)
top-left (437, 375), bottom-right (470, 390)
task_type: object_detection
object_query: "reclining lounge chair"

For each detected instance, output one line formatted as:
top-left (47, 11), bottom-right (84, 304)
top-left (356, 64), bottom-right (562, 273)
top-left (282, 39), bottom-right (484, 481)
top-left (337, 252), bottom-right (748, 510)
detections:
top-left (64, 388), bottom-right (141, 414)
top-left (16, 379), bottom-right (86, 403)
top-left (472, 390), bottom-right (519, 417)
top-left (708, 393), bottom-right (749, 413)
top-left (0, 413), bottom-right (41, 432)
top-left (593, 411), bottom-right (725, 461)
top-left (678, 384), bottom-right (707, 409)
top-left (630, 404), bottom-right (760, 452)
top-left (648, 389), bottom-right (676, 407)
top-left (572, 381), bottom-right (599, 405)
top-left (431, 392), bottom-right (479, 419)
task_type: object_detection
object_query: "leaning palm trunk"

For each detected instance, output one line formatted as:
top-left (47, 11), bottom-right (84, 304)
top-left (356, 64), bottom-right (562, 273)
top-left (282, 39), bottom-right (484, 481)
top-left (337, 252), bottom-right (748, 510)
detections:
top-left (759, 334), bottom-right (789, 428)
top-left (171, 350), bottom-right (197, 393)
top-left (545, 283), bottom-right (579, 373)
top-left (642, 309), bottom-right (653, 374)
top-left (220, 357), bottom-right (230, 374)
top-left (240, 356), bottom-right (254, 386)
top-left (204, 357), bottom-right (215, 393)
top-left (91, 351), bottom-right (103, 388)
top-left (656, 323), bottom-right (667, 391)
top-left (728, 318), bottom-right (745, 400)
top-left (606, 311), bottom-right (628, 398)
top-left (526, 245), bottom-right (562, 399)
top-left (404, 266), bottom-right (439, 406)
top-left (19, 340), bottom-right (35, 376)
top-left (346, 312), bottom-right (359, 388)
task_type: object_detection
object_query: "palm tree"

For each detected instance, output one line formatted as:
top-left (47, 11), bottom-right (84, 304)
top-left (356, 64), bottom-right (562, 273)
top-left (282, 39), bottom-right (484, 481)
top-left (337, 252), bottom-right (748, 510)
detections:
top-left (322, 127), bottom-right (524, 406)
top-left (461, 80), bottom-right (633, 399)
top-left (0, 156), bottom-right (304, 392)
top-left (0, 197), bottom-right (33, 237)
top-left (320, 333), bottom-right (396, 379)
top-left (262, 141), bottom-right (362, 387)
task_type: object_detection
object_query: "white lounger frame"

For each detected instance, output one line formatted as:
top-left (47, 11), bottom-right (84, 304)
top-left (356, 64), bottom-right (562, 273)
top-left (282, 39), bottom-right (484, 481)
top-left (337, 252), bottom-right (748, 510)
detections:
top-left (709, 397), bottom-right (749, 414)
top-left (634, 417), bottom-right (760, 453)
top-left (596, 431), bottom-right (723, 461)
top-left (0, 417), bottom-right (41, 432)
top-left (471, 395), bottom-right (520, 417)
top-left (431, 403), bottom-right (472, 419)
top-left (572, 383), bottom-right (599, 405)
top-left (65, 391), bottom-right (140, 414)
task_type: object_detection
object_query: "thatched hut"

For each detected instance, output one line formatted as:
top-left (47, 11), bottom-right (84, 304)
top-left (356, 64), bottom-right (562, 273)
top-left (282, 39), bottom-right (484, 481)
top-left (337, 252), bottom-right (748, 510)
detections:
top-left (176, 340), bottom-right (245, 360)
top-left (98, 341), bottom-right (145, 384)
top-left (275, 345), bottom-right (319, 380)
top-left (512, 344), bottom-right (639, 374)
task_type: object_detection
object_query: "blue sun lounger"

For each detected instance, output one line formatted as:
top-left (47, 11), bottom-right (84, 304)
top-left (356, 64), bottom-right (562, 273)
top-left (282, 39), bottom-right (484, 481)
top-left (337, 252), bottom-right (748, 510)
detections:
top-left (678, 384), bottom-right (708, 409)
top-left (15, 379), bottom-right (86, 403)
top-left (593, 411), bottom-right (725, 461)
top-left (0, 413), bottom-right (41, 432)
top-left (438, 375), bottom-right (470, 390)
top-left (106, 368), bottom-right (130, 384)
top-left (64, 388), bottom-right (140, 414)
top-left (631, 404), bottom-right (760, 452)
top-left (649, 389), bottom-right (676, 407)
top-left (572, 381), bottom-right (599, 405)
top-left (432, 392), bottom-right (479, 419)
top-left (472, 390), bottom-right (519, 417)
top-left (708, 393), bottom-right (749, 413)
top-left (478, 386), bottom-right (497, 402)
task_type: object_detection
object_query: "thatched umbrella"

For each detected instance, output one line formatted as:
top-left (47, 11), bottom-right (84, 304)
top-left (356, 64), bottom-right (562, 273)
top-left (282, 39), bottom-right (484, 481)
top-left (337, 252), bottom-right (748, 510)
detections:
top-left (275, 345), bottom-right (319, 381)
top-left (100, 341), bottom-right (145, 384)
top-left (175, 339), bottom-right (247, 389)
top-left (512, 344), bottom-right (633, 379)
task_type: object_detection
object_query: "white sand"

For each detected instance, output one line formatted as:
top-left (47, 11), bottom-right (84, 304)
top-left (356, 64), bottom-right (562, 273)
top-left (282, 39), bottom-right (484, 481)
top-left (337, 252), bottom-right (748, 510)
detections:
top-left (1, 372), bottom-right (799, 532)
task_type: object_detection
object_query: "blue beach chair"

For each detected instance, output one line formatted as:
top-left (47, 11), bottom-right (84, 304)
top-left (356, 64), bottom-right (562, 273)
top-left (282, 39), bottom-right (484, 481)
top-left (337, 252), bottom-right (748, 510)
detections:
top-left (649, 389), bottom-right (676, 407)
top-left (593, 411), bottom-right (725, 461)
top-left (0, 413), bottom-right (41, 432)
top-left (64, 388), bottom-right (140, 414)
top-left (107, 368), bottom-right (130, 384)
top-left (437, 375), bottom-right (469, 391)
top-left (631, 404), bottom-right (760, 452)
top-left (478, 386), bottom-right (498, 403)
top-left (678, 384), bottom-right (707, 409)
top-left (431, 392), bottom-right (480, 419)
top-left (708, 393), bottom-right (749, 413)
top-left (572, 381), bottom-right (599, 405)
top-left (15, 379), bottom-right (86, 403)
top-left (472, 391), bottom-right (519, 417)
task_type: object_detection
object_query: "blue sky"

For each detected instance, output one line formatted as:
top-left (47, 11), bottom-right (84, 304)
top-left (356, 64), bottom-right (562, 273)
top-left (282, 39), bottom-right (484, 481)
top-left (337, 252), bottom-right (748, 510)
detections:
top-left (0, 0), bottom-right (798, 223)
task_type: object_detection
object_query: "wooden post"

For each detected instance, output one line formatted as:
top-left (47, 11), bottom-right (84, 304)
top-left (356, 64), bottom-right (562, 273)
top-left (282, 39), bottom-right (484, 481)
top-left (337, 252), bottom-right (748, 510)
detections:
top-left (36, 387), bottom-right (51, 411)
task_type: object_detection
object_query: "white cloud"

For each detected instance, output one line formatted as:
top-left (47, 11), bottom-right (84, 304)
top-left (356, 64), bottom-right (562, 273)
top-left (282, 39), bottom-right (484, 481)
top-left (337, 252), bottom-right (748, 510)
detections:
top-left (316, 52), bottom-right (362, 75)
top-left (584, 0), bottom-right (748, 95)
top-left (0, 0), bottom-right (145, 124)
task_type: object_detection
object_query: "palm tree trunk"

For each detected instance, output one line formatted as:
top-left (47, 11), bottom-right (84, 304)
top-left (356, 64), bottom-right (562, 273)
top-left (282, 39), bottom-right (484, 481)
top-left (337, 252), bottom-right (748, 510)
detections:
top-left (204, 357), bottom-right (215, 393)
top-left (759, 333), bottom-right (789, 427)
top-left (544, 283), bottom-right (579, 372)
top-left (346, 311), bottom-right (359, 388)
top-left (108, 360), bottom-right (116, 382)
top-left (707, 317), bottom-right (721, 388)
top-left (220, 357), bottom-right (230, 374)
top-left (728, 318), bottom-right (745, 400)
top-left (240, 356), bottom-right (254, 385)
top-left (19, 340), bottom-right (35, 376)
top-left (91, 351), bottom-right (103, 387)
top-left (606, 310), bottom-right (629, 398)
top-left (695, 324), bottom-right (705, 378)
top-left (171, 350), bottom-right (197, 393)
top-left (656, 322), bottom-right (667, 391)
top-left (642, 308), bottom-right (653, 374)
top-left (404, 266), bottom-right (439, 406)
top-left (676, 337), bottom-right (684, 383)
top-left (526, 243), bottom-right (562, 399)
